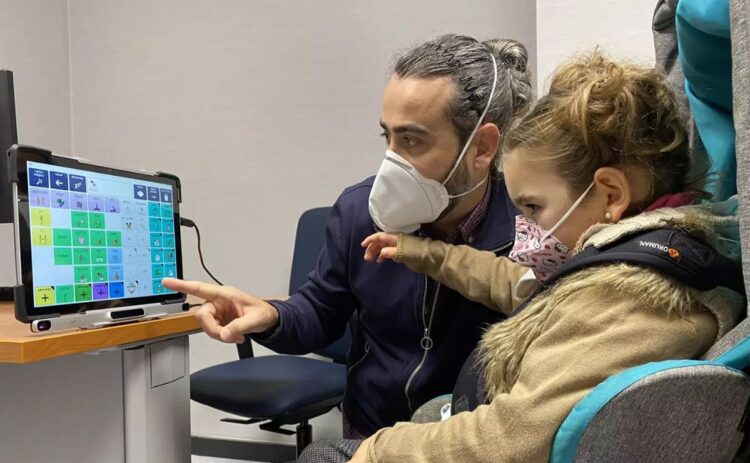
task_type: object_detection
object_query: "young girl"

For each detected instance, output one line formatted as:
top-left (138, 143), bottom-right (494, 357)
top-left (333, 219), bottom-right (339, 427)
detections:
top-left (328, 52), bottom-right (744, 462)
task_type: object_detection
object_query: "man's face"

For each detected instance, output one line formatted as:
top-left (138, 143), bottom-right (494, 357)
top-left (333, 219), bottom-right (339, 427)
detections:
top-left (379, 75), bottom-right (471, 203)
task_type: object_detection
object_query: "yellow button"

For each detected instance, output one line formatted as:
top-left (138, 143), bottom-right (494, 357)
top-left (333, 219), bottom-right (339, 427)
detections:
top-left (35, 286), bottom-right (56, 306)
top-left (32, 228), bottom-right (53, 246)
top-left (30, 208), bottom-right (51, 227)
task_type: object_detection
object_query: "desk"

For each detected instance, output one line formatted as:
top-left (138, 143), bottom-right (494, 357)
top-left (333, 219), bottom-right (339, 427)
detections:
top-left (0, 301), bottom-right (201, 463)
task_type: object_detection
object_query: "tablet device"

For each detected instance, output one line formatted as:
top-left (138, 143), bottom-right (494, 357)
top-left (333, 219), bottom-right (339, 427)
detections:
top-left (8, 144), bottom-right (187, 331)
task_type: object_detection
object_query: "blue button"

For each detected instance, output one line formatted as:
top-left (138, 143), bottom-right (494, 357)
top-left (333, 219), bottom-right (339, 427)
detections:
top-left (50, 172), bottom-right (69, 190)
top-left (161, 203), bottom-right (173, 218)
top-left (29, 169), bottom-right (49, 188)
top-left (147, 187), bottom-right (160, 201)
top-left (109, 282), bottom-right (124, 298)
top-left (164, 264), bottom-right (177, 278)
top-left (160, 188), bottom-right (173, 203)
top-left (108, 248), bottom-right (123, 264)
top-left (108, 265), bottom-right (124, 282)
top-left (133, 185), bottom-right (147, 200)
top-left (148, 202), bottom-right (161, 217)
top-left (69, 174), bottom-right (86, 192)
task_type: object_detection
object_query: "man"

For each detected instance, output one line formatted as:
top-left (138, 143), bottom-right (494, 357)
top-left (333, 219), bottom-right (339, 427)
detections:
top-left (164, 33), bottom-right (532, 438)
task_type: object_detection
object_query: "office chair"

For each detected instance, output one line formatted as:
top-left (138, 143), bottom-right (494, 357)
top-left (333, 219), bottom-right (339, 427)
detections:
top-left (190, 207), bottom-right (351, 456)
top-left (552, 2), bottom-right (750, 460)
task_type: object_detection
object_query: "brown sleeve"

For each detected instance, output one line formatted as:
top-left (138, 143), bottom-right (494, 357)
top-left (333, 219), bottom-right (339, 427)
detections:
top-left (395, 234), bottom-right (529, 314)
top-left (366, 288), bottom-right (717, 463)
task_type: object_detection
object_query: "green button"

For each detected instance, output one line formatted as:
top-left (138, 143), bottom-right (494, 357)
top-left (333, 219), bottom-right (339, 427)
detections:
top-left (73, 248), bottom-right (91, 265)
top-left (92, 265), bottom-right (108, 282)
top-left (89, 212), bottom-right (105, 230)
top-left (90, 230), bottom-right (106, 247)
top-left (107, 231), bottom-right (122, 247)
top-left (73, 230), bottom-right (89, 247)
top-left (75, 284), bottom-right (92, 302)
top-left (53, 228), bottom-right (72, 246)
top-left (54, 248), bottom-right (73, 265)
top-left (56, 285), bottom-right (75, 304)
top-left (91, 248), bottom-right (107, 265)
top-left (71, 211), bottom-right (89, 229)
top-left (74, 266), bottom-right (92, 283)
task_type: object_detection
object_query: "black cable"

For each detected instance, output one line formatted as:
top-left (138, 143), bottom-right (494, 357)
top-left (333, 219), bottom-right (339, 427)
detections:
top-left (180, 217), bottom-right (224, 286)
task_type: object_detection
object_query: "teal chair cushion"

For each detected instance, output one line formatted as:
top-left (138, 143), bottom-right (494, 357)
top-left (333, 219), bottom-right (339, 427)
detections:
top-left (677, 0), bottom-right (736, 200)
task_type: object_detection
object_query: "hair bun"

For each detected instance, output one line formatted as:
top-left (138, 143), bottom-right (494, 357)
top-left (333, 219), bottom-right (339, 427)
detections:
top-left (484, 38), bottom-right (533, 117)
top-left (549, 50), bottom-right (684, 156)
top-left (483, 38), bottom-right (529, 74)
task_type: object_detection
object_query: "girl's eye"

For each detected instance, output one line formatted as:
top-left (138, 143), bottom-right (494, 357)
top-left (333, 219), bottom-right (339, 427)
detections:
top-left (525, 204), bottom-right (540, 216)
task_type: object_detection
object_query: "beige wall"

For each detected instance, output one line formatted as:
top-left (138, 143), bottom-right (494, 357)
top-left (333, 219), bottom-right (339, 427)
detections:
top-left (0, 0), bottom-right (72, 152)
top-left (0, 0), bottom-right (71, 287)
top-left (536, 0), bottom-right (658, 91)
top-left (66, 0), bottom-right (537, 443)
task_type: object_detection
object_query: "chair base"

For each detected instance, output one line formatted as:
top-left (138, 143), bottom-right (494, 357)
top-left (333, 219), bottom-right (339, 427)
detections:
top-left (296, 421), bottom-right (313, 457)
top-left (220, 415), bottom-right (316, 456)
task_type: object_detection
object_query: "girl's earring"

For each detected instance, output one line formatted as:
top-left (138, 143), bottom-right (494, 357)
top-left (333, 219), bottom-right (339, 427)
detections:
top-left (604, 212), bottom-right (613, 223)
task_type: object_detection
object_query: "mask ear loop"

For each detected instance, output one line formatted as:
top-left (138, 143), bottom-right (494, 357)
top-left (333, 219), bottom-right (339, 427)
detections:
top-left (441, 53), bottom-right (499, 187)
top-left (446, 176), bottom-right (488, 199)
top-left (541, 182), bottom-right (596, 241)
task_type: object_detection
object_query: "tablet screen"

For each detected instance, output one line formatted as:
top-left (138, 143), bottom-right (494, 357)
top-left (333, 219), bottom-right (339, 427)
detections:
top-left (26, 160), bottom-right (178, 308)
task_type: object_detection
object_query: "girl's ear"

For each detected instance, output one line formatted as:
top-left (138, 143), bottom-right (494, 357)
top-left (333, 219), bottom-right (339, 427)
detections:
top-left (593, 166), bottom-right (631, 221)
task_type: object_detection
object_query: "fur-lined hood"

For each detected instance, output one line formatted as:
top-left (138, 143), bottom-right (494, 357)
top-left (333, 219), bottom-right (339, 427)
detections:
top-left (577, 196), bottom-right (741, 262)
top-left (480, 197), bottom-right (745, 397)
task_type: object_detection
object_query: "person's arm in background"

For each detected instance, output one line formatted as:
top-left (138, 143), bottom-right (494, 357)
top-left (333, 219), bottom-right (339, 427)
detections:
top-left (363, 233), bottom-right (528, 314)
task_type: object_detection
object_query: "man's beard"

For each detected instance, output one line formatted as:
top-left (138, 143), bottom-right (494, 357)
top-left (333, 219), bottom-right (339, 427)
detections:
top-left (437, 159), bottom-right (472, 221)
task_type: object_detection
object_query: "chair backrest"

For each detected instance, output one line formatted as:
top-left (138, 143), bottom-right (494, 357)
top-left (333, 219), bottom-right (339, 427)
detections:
top-left (289, 207), bottom-right (353, 364)
top-left (550, 1), bottom-right (750, 461)
top-left (238, 206), bottom-right (352, 363)
top-left (550, 332), bottom-right (750, 463)
top-left (289, 207), bottom-right (333, 295)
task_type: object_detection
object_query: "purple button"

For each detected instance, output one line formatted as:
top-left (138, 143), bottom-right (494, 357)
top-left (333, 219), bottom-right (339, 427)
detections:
top-left (93, 283), bottom-right (109, 300)
top-left (71, 193), bottom-right (87, 211)
top-left (147, 187), bottom-right (160, 201)
top-left (88, 195), bottom-right (104, 212)
top-left (105, 197), bottom-right (120, 213)
top-left (29, 189), bottom-right (50, 208)
top-left (51, 191), bottom-right (69, 209)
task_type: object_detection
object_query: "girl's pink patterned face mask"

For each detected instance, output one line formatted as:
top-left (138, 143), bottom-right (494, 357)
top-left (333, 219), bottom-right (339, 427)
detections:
top-left (508, 215), bottom-right (571, 281)
top-left (507, 182), bottom-right (595, 281)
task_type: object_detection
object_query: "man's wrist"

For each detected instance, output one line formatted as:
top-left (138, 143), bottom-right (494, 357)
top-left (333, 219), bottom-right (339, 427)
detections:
top-left (263, 301), bottom-right (281, 331)
top-left (253, 300), bottom-right (282, 338)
